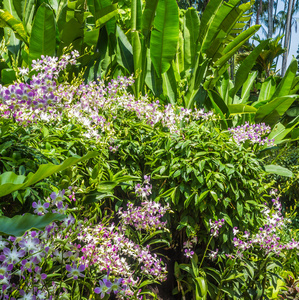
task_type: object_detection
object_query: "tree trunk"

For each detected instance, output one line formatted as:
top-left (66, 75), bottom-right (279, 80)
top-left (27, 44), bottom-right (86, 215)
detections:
top-left (268, 0), bottom-right (274, 38)
top-left (282, 0), bottom-right (295, 76)
top-left (256, 0), bottom-right (263, 25)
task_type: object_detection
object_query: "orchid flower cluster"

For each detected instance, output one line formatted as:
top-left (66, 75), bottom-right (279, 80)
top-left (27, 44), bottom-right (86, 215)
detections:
top-left (228, 122), bottom-right (274, 147)
top-left (182, 218), bottom-right (226, 260)
top-left (232, 189), bottom-right (296, 257)
top-left (0, 51), bottom-right (79, 126)
top-left (134, 175), bottom-right (152, 199)
top-left (0, 53), bottom-right (214, 140)
top-left (209, 218), bottom-right (225, 237)
top-left (118, 176), bottom-right (170, 232)
top-left (0, 188), bottom-right (167, 299)
top-left (77, 221), bottom-right (167, 288)
top-left (182, 237), bottom-right (198, 258)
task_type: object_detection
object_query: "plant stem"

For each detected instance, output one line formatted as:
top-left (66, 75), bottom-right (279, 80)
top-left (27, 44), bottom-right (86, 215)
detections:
top-left (199, 235), bottom-right (213, 269)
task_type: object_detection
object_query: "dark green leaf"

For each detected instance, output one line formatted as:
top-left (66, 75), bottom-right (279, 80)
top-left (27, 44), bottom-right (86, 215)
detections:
top-left (0, 213), bottom-right (66, 236)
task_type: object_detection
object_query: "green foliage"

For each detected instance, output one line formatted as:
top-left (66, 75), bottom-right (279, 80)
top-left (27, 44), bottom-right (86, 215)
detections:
top-left (0, 213), bottom-right (66, 236)
top-left (267, 146), bottom-right (299, 210)
top-left (0, 151), bottom-right (98, 198)
top-left (111, 114), bottom-right (268, 253)
top-left (0, 0), bottom-right (119, 83)
top-left (150, 0), bottom-right (179, 75)
top-left (28, 3), bottom-right (56, 65)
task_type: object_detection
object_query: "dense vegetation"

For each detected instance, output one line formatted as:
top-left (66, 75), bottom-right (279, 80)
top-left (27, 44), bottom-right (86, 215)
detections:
top-left (0, 0), bottom-right (298, 299)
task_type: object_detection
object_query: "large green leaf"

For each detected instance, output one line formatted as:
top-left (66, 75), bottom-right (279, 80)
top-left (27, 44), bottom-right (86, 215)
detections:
top-left (267, 115), bottom-right (299, 144)
top-left (2, 0), bottom-right (24, 51)
top-left (240, 71), bottom-right (258, 103)
top-left (56, 0), bottom-right (68, 32)
top-left (0, 9), bottom-right (28, 44)
top-left (1, 68), bottom-right (17, 85)
top-left (162, 64), bottom-right (177, 104)
top-left (217, 70), bottom-right (231, 104)
top-left (150, 0), bottom-right (179, 75)
top-left (208, 90), bottom-right (229, 116)
top-left (270, 58), bottom-right (297, 100)
top-left (264, 165), bottom-right (293, 178)
top-left (28, 3), bottom-right (56, 65)
top-left (145, 52), bottom-right (163, 97)
top-left (83, 28), bottom-right (100, 46)
top-left (0, 151), bottom-right (98, 198)
top-left (195, 277), bottom-right (208, 300)
top-left (183, 7), bottom-right (200, 69)
top-left (142, 0), bottom-right (159, 38)
top-left (66, 0), bottom-right (86, 23)
top-left (116, 25), bottom-right (134, 74)
top-left (0, 213), bottom-right (66, 236)
top-left (257, 76), bottom-right (276, 102)
top-left (229, 40), bottom-right (268, 98)
top-left (255, 95), bottom-right (298, 126)
top-left (184, 55), bottom-right (209, 108)
top-left (207, 90), bottom-right (228, 128)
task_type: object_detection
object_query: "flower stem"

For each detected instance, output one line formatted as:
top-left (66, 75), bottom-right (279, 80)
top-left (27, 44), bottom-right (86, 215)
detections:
top-left (199, 235), bottom-right (213, 269)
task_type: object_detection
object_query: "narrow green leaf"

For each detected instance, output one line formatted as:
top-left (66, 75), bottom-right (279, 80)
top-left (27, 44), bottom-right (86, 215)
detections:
top-left (87, 0), bottom-right (115, 35)
top-left (132, 30), bottom-right (142, 96)
top-left (237, 201), bottom-right (243, 217)
top-left (95, 4), bottom-right (118, 28)
top-left (228, 104), bottom-right (257, 115)
top-left (0, 9), bottom-right (28, 44)
top-left (131, 0), bottom-right (142, 32)
top-left (255, 95), bottom-right (298, 126)
top-left (264, 165), bottom-right (293, 178)
top-left (0, 151), bottom-right (98, 198)
top-left (197, 0), bottom-right (223, 53)
top-left (195, 190), bottom-right (209, 208)
top-left (270, 57), bottom-right (298, 100)
top-left (215, 25), bottom-right (260, 68)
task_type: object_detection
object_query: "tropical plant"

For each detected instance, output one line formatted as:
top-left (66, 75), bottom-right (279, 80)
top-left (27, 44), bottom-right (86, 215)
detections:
top-left (0, 0), bottom-right (118, 83)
